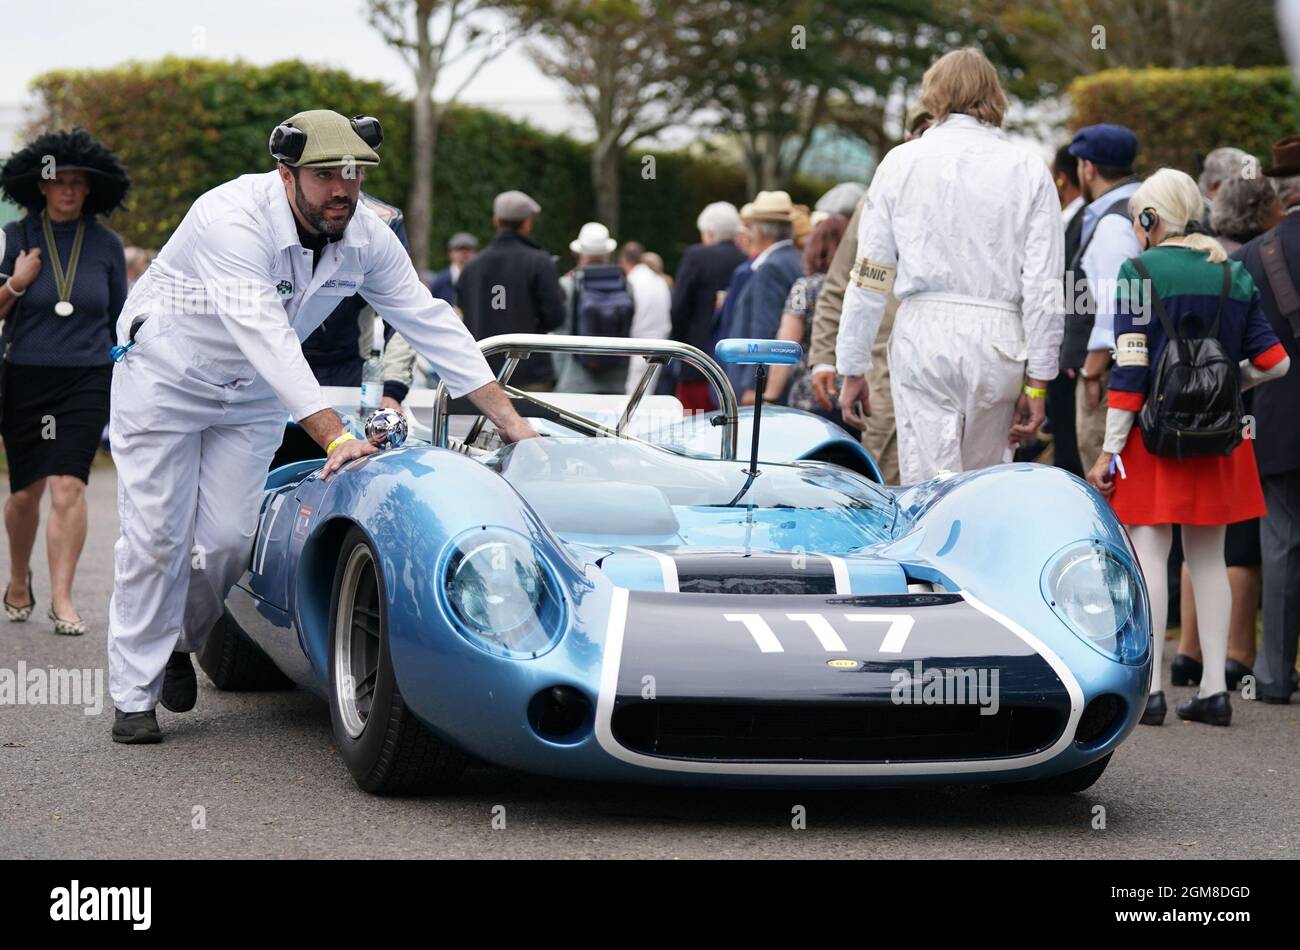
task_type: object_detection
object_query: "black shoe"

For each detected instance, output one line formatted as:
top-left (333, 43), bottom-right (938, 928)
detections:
top-left (1225, 659), bottom-right (1252, 691)
top-left (160, 651), bottom-right (197, 713)
top-left (112, 708), bottom-right (162, 744)
top-left (1177, 691), bottom-right (1232, 726)
top-left (1258, 692), bottom-right (1291, 705)
top-left (1140, 691), bottom-right (1167, 725)
top-left (1170, 653), bottom-right (1203, 686)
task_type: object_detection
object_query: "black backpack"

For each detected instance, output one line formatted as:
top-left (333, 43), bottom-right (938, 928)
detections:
top-left (571, 264), bottom-right (634, 371)
top-left (1130, 257), bottom-right (1243, 458)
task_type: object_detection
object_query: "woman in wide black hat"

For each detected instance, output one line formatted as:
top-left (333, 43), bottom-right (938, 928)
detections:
top-left (0, 128), bottom-right (130, 636)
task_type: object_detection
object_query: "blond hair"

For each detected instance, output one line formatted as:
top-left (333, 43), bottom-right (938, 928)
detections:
top-left (1130, 168), bottom-right (1228, 263)
top-left (919, 48), bottom-right (1008, 128)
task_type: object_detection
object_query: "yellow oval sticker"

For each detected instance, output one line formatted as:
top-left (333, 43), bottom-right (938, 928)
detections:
top-left (827, 659), bottom-right (861, 670)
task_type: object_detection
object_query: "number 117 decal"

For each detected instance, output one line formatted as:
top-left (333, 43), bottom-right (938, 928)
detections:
top-left (722, 613), bottom-right (916, 655)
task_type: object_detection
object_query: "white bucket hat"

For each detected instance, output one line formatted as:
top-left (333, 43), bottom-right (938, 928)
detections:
top-left (569, 221), bottom-right (618, 255)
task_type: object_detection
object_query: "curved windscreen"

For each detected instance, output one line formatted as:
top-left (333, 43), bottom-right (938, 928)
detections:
top-left (484, 437), bottom-right (896, 550)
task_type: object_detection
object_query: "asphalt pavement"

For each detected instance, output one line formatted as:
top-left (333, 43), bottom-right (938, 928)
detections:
top-left (2, 466), bottom-right (1297, 859)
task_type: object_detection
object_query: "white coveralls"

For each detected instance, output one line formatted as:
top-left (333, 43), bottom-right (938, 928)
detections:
top-left (836, 113), bottom-right (1064, 484)
top-left (108, 171), bottom-right (494, 712)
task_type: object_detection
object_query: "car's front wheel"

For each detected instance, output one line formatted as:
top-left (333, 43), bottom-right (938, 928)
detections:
top-left (328, 526), bottom-right (466, 794)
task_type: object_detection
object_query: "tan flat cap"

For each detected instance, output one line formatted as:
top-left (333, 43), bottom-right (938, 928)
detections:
top-left (280, 110), bottom-right (380, 167)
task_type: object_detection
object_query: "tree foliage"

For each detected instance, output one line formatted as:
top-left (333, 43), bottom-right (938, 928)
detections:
top-left (20, 58), bottom-right (826, 269)
top-left (504, 0), bottom-right (696, 235)
top-left (951, 0), bottom-right (1287, 99)
top-left (680, 0), bottom-right (952, 191)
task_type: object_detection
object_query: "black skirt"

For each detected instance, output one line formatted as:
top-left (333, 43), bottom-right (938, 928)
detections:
top-left (1, 363), bottom-right (111, 492)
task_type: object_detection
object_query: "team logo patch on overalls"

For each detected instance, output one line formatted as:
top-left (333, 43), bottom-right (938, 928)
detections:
top-left (276, 279), bottom-right (294, 298)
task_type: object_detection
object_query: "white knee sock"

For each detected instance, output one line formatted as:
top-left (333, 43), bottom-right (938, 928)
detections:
top-left (1183, 524), bottom-right (1231, 697)
top-left (1129, 525), bottom-right (1173, 695)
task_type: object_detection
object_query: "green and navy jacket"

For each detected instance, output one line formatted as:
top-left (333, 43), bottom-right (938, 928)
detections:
top-left (1107, 244), bottom-right (1286, 413)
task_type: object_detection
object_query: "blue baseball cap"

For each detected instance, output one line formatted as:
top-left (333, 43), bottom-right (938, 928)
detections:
top-left (1068, 124), bottom-right (1138, 168)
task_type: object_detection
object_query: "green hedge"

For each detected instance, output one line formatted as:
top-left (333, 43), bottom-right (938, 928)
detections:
top-left (23, 57), bottom-right (827, 272)
top-left (28, 58), bottom-right (411, 250)
top-left (1069, 67), bottom-right (1300, 176)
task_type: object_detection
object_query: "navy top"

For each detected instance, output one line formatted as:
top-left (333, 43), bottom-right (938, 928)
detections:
top-left (0, 215), bottom-right (127, 367)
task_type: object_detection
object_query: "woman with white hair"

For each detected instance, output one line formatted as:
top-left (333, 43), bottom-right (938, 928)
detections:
top-left (1087, 168), bottom-right (1290, 727)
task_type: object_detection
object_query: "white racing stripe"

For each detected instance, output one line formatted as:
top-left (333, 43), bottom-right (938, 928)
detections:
top-left (823, 555), bottom-right (851, 594)
top-left (624, 545), bottom-right (679, 592)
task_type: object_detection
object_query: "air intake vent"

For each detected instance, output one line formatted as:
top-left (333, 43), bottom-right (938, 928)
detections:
top-left (674, 554), bottom-right (837, 596)
top-left (612, 701), bottom-right (1065, 762)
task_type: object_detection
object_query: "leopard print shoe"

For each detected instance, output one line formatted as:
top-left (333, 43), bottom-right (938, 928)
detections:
top-left (3, 572), bottom-right (34, 622)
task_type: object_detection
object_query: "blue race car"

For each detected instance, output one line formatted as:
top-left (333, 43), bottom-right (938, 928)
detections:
top-left (199, 335), bottom-right (1152, 795)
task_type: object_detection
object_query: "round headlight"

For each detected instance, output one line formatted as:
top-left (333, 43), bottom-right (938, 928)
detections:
top-left (1053, 549), bottom-right (1133, 639)
top-left (443, 528), bottom-right (564, 657)
top-left (1044, 543), bottom-right (1146, 664)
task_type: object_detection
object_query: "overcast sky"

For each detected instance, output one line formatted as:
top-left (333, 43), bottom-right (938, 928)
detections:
top-left (1, 0), bottom-right (581, 136)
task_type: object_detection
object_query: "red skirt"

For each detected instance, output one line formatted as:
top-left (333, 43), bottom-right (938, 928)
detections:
top-left (1109, 429), bottom-right (1265, 526)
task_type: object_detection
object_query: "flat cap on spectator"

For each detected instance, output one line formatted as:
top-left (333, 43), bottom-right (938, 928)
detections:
top-left (493, 190), bottom-right (541, 221)
top-left (447, 231), bottom-right (479, 250)
top-left (1068, 124), bottom-right (1138, 168)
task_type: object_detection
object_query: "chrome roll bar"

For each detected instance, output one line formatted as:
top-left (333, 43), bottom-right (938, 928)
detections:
top-left (431, 334), bottom-right (739, 459)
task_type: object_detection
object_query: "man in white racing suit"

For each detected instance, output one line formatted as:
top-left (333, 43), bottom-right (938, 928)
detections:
top-left (107, 110), bottom-right (535, 743)
top-left (836, 49), bottom-right (1064, 484)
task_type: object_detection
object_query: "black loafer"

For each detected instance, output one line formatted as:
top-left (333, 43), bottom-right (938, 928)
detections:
top-left (1225, 659), bottom-right (1253, 691)
top-left (112, 708), bottom-right (162, 744)
top-left (1170, 653), bottom-right (1202, 686)
top-left (1258, 691), bottom-right (1292, 705)
top-left (1140, 691), bottom-right (1167, 725)
top-left (1177, 691), bottom-right (1232, 726)
top-left (160, 651), bottom-right (197, 713)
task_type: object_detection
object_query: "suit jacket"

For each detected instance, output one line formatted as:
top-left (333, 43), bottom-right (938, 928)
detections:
top-left (671, 240), bottom-right (747, 381)
top-left (730, 241), bottom-right (803, 392)
top-left (429, 266), bottom-right (456, 306)
top-left (1236, 215), bottom-right (1300, 476)
top-left (457, 230), bottom-right (566, 386)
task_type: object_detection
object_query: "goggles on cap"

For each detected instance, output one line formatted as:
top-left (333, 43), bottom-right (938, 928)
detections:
top-left (269, 115), bottom-right (384, 164)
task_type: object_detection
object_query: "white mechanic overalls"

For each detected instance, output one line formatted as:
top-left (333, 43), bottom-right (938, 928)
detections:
top-left (108, 170), bottom-right (494, 712)
top-left (835, 113), bottom-right (1066, 485)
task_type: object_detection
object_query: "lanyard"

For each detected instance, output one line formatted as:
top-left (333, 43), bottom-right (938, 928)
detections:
top-left (40, 210), bottom-right (85, 317)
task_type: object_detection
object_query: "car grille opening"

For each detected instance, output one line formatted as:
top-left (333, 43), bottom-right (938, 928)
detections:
top-left (611, 701), bottom-right (1066, 763)
top-left (676, 573), bottom-right (839, 596)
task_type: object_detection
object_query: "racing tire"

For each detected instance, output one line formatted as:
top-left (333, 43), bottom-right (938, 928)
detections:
top-left (198, 609), bottom-right (295, 691)
top-left (1003, 752), bottom-right (1113, 795)
top-left (327, 526), bottom-right (467, 795)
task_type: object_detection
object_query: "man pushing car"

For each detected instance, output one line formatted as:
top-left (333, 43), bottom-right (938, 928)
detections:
top-left (107, 110), bottom-right (536, 744)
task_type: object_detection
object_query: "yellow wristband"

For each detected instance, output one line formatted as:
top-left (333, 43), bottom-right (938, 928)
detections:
top-left (327, 432), bottom-right (356, 453)
top-left (1023, 385), bottom-right (1047, 399)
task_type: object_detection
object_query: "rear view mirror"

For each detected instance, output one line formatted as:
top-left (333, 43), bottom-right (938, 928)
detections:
top-left (714, 338), bottom-right (802, 366)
